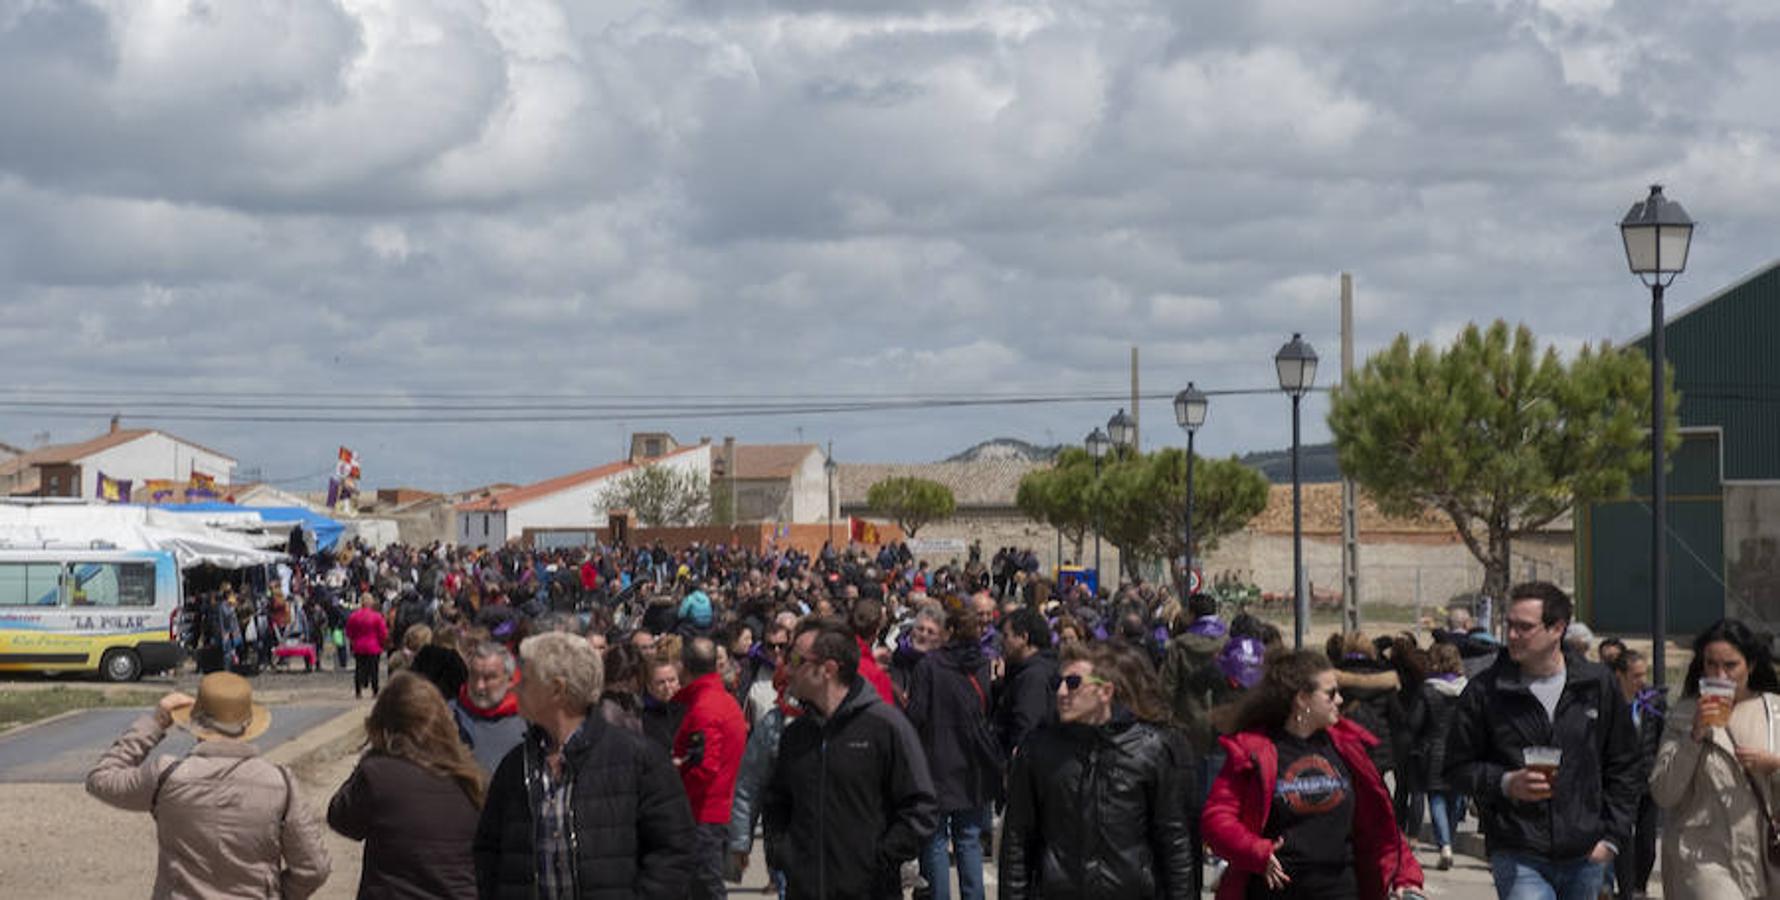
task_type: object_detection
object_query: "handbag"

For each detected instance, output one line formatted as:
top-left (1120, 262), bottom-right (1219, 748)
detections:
top-left (1739, 694), bottom-right (1780, 868)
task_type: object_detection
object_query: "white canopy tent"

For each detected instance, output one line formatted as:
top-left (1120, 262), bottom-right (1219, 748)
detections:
top-left (0, 500), bottom-right (285, 569)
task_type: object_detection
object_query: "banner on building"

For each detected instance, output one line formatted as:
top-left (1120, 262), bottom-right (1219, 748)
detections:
top-left (96, 472), bottom-right (132, 503)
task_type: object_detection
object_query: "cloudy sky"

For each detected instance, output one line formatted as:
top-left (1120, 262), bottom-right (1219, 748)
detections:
top-left (2, 0), bottom-right (1776, 492)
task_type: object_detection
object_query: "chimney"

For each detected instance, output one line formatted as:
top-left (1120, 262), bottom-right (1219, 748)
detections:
top-left (109, 415), bottom-right (120, 434)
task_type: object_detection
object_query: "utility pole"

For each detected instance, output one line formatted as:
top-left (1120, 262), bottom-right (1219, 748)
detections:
top-left (1340, 273), bottom-right (1362, 634)
top-left (1130, 345), bottom-right (1141, 452)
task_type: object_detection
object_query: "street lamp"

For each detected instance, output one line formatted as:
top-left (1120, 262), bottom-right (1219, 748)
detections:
top-left (1174, 383), bottom-right (1208, 602)
top-left (1276, 333), bottom-right (1319, 649)
top-left (824, 442), bottom-right (839, 550)
top-left (1621, 184), bottom-right (1693, 689)
top-left (1086, 426), bottom-right (1110, 581)
top-left (1107, 408), bottom-right (1136, 455)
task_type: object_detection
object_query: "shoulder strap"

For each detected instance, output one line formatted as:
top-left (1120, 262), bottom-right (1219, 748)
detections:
top-left (278, 763), bottom-right (294, 824)
top-left (150, 756), bottom-right (187, 818)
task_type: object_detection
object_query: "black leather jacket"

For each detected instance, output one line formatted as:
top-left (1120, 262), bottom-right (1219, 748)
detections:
top-left (999, 713), bottom-right (1197, 899)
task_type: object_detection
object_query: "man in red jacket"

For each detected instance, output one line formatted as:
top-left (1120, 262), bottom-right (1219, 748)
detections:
top-left (674, 637), bottom-right (748, 900)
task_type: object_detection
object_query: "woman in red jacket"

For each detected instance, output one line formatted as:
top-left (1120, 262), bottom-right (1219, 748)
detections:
top-left (1202, 649), bottom-right (1424, 900)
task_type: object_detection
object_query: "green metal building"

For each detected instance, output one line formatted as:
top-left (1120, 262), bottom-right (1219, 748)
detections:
top-left (1579, 259), bottom-right (1780, 634)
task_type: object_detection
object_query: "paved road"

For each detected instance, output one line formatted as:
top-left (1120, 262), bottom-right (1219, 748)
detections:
top-left (0, 703), bottom-right (351, 783)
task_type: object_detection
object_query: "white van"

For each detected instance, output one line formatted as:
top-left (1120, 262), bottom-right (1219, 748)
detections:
top-left (0, 548), bottom-right (184, 681)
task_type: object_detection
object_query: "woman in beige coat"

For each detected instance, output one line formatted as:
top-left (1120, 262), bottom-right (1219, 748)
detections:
top-left (86, 672), bottom-right (331, 899)
top-left (1650, 618), bottom-right (1780, 900)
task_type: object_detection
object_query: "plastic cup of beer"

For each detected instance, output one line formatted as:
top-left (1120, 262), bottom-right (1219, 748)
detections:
top-left (1524, 746), bottom-right (1562, 782)
top-left (1700, 677), bottom-right (1736, 727)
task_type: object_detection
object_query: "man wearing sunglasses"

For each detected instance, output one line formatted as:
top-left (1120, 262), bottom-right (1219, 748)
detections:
top-left (1000, 642), bottom-right (1196, 899)
top-left (763, 618), bottom-right (937, 899)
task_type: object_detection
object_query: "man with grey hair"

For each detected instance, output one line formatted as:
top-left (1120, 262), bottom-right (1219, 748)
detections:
top-left (475, 632), bottom-right (695, 899)
top-left (451, 642), bottom-right (528, 776)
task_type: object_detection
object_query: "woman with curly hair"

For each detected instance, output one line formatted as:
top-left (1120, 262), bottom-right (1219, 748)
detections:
top-left (328, 671), bottom-right (483, 899)
top-left (1202, 650), bottom-right (1423, 900)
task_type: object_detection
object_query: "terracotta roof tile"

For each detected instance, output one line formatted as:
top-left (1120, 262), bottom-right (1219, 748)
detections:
top-left (732, 444), bottom-right (819, 480)
top-left (456, 445), bottom-right (702, 512)
top-left (837, 460), bottom-right (1045, 508)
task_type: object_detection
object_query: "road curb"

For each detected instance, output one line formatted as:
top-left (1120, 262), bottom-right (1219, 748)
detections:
top-left (267, 706), bottom-right (365, 775)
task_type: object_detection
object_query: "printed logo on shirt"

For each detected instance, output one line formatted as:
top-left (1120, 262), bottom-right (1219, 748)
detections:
top-left (1275, 755), bottom-right (1350, 815)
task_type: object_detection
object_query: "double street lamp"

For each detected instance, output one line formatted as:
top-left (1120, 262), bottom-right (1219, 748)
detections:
top-left (1276, 333), bottom-right (1319, 649)
top-left (1174, 384), bottom-right (1208, 603)
top-left (1620, 184), bottom-right (1693, 689)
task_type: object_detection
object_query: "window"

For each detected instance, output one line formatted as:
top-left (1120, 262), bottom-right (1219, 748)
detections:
top-left (645, 438), bottom-right (664, 457)
top-left (0, 563), bottom-right (62, 606)
top-left (482, 516), bottom-right (490, 537)
top-left (68, 562), bottom-right (156, 607)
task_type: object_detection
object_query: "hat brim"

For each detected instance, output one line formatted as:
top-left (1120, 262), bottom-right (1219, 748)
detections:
top-left (169, 702), bottom-right (272, 742)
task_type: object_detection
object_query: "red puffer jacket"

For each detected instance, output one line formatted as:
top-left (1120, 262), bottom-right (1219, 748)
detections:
top-left (1201, 718), bottom-right (1422, 900)
top-left (672, 672), bottom-right (749, 824)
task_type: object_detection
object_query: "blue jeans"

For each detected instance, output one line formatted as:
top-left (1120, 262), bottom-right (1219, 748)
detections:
top-left (921, 807), bottom-right (990, 900)
top-left (1489, 852), bottom-right (1607, 900)
top-left (1428, 792), bottom-right (1460, 849)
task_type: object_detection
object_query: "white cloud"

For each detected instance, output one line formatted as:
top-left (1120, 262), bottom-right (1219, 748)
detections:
top-left (0, 0), bottom-right (1775, 486)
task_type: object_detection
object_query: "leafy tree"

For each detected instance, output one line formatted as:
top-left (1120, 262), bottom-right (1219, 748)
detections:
top-left (1096, 450), bottom-right (1270, 584)
top-left (596, 464), bottom-right (711, 527)
top-left (1327, 320), bottom-right (1676, 607)
top-left (1018, 448), bottom-right (1268, 585)
top-left (1016, 448), bottom-right (1097, 562)
top-left (866, 476), bottom-right (956, 538)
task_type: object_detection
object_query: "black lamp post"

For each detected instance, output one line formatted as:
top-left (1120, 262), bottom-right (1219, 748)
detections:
top-left (824, 443), bottom-right (839, 550)
top-left (1086, 427), bottom-right (1110, 578)
top-left (1107, 408), bottom-right (1136, 455)
top-left (1620, 184), bottom-right (1693, 689)
top-left (1105, 409), bottom-right (1137, 585)
top-left (1276, 333), bottom-right (1318, 649)
top-left (1174, 384), bottom-right (1208, 602)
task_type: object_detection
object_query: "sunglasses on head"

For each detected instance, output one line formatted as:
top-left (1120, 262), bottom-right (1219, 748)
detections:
top-left (1049, 673), bottom-right (1106, 693)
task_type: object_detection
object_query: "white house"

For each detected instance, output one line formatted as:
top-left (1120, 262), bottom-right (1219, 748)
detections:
top-left (454, 444), bottom-right (712, 547)
top-left (0, 426), bottom-right (235, 499)
top-left (726, 443), bottom-right (830, 523)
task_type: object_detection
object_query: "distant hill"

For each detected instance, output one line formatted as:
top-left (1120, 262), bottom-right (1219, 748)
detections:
top-left (1240, 442), bottom-right (1343, 484)
top-left (945, 438), bottom-right (1063, 463)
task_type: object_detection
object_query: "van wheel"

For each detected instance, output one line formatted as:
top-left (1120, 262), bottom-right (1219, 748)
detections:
top-left (101, 649), bottom-right (143, 682)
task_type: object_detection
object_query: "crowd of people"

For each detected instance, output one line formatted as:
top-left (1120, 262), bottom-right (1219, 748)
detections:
top-left (81, 535), bottom-right (1780, 900)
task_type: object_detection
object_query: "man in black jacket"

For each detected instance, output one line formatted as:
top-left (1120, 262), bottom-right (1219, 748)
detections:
top-left (1445, 582), bottom-right (1641, 900)
top-left (906, 607), bottom-right (1003, 900)
top-left (474, 632), bottom-right (695, 899)
top-left (1609, 648), bottom-right (1662, 900)
top-left (764, 618), bottom-right (937, 900)
top-left (994, 608), bottom-right (1057, 758)
top-left (999, 641), bottom-right (1196, 899)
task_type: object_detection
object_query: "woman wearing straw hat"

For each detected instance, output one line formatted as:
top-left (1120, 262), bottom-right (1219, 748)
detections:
top-left (86, 672), bottom-right (332, 899)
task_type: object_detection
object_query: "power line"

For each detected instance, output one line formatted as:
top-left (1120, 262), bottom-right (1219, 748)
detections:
top-left (0, 386), bottom-right (1321, 425)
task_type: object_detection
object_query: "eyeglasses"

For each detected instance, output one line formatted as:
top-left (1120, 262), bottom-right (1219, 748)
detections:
top-left (766, 642), bottom-right (789, 654)
top-left (1321, 687), bottom-right (1341, 699)
top-left (1049, 673), bottom-right (1107, 693)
